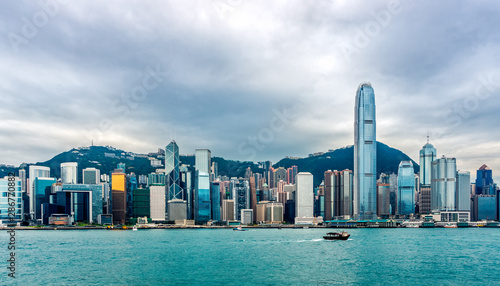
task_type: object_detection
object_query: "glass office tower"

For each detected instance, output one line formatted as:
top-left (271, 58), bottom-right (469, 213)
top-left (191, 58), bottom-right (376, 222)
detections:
top-left (397, 161), bottom-right (415, 215)
top-left (211, 182), bottom-right (221, 221)
top-left (165, 141), bottom-right (182, 200)
top-left (475, 165), bottom-right (494, 195)
top-left (354, 83), bottom-right (377, 220)
top-left (195, 149), bottom-right (211, 175)
top-left (0, 176), bottom-right (22, 223)
top-left (419, 139), bottom-right (437, 186)
top-left (194, 171), bottom-right (211, 224)
top-left (431, 156), bottom-right (457, 211)
top-left (456, 171), bottom-right (471, 212)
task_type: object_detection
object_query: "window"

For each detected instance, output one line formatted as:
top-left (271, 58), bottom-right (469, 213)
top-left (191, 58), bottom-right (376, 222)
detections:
top-left (365, 141), bottom-right (373, 144)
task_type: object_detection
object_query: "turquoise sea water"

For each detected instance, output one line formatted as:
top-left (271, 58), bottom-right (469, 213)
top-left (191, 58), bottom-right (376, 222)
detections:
top-left (1, 228), bottom-right (500, 285)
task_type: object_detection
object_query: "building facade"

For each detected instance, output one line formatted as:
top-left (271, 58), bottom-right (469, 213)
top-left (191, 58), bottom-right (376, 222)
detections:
top-left (295, 172), bottom-right (314, 224)
top-left (431, 156), bottom-right (457, 212)
top-left (0, 176), bottom-right (22, 223)
top-left (475, 165), bottom-right (494, 195)
top-left (377, 183), bottom-right (391, 217)
top-left (61, 162), bottom-right (78, 184)
top-left (165, 141), bottom-right (182, 201)
top-left (83, 168), bottom-right (100, 185)
top-left (397, 161), bottom-right (415, 216)
top-left (419, 140), bottom-right (437, 186)
top-left (194, 171), bottom-right (211, 224)
top-left (456, 171), bottom-right (471, 212)
top-left (150, 185), bottom-right (166, 221)
top-left (354, 83), bottom-right (377, 220)
top-left (111, 172), bottom-right (126, 224)
top-left (195, 149), bottom-right (211, 175)
top-left (231, 179), bottom-right (250, 221)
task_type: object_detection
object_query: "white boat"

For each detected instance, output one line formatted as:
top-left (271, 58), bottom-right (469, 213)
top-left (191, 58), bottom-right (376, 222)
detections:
top-left (133, 226), bottom-right (138, 231)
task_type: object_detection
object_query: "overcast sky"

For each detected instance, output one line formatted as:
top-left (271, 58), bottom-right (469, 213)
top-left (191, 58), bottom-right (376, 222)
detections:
top-left (1, 0), bottom-right (500, 182)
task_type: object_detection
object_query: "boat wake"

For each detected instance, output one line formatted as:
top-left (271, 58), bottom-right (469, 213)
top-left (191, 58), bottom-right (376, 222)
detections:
top-left (295, 239), bottom-right (323, 243)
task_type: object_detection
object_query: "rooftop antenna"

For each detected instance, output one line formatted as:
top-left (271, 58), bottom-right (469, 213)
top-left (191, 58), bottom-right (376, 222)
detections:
top-left (427, 131), bottom-right (430, 143)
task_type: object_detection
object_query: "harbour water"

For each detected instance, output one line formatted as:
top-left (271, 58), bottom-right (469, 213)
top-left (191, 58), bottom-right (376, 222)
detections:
top-left (2, 228), bottom-right (500, 285)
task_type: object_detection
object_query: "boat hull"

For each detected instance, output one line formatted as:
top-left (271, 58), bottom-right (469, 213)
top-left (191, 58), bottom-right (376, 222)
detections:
top-left (323, 235), bottom-right (350, 240)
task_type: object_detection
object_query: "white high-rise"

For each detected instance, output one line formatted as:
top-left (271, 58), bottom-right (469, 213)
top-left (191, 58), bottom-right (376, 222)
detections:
top-left (354, 83), bottom-right (377, 220)
top-left (295, 172), bottom-right (314, 224)
top-left (61, 162), bottom-right (78, 184)
top-left (150, 185), bottom-right (166, 221)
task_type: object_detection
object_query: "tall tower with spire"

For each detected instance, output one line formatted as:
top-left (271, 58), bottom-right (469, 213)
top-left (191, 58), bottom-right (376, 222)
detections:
top-left (354, 83), bottom-right (377, 220)
top-left (419, 136), bottom-right (437, 186)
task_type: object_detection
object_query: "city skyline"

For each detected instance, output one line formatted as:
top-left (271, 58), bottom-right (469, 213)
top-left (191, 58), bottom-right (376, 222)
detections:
top-left (1, 1), bottom-right (500, 184)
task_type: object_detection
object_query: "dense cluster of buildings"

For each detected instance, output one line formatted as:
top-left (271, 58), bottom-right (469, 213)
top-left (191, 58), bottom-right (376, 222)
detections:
top-left (0, 83), bottom-right (499, 226)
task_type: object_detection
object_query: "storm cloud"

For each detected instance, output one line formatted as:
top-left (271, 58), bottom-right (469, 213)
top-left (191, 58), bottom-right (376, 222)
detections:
top-left (1, 0), bottom-right (500, 182)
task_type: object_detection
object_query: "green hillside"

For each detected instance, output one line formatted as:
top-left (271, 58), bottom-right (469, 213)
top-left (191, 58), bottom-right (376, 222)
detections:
top-left (2, 142), bottom-right (418, 188)
top-left (273, 142), bottom-right (419, 187)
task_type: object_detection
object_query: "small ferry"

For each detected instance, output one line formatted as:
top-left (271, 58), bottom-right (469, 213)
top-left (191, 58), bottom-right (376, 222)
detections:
top-left (233, 226), bottom-right (247, 231)
top-left (323, 231), bottom-right (350, 241)
top-left (444, 223), bottom-right (458, 228)
top-left (133, 226), bottom-right (138, 231)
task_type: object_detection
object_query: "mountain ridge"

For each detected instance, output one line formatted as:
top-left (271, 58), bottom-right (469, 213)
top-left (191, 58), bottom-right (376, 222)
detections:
top-left (0, 142), bottom-right (419, 187)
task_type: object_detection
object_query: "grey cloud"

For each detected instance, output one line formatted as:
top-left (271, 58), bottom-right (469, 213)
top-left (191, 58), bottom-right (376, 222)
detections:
top-left (0, 0), bottom-right (500, 182)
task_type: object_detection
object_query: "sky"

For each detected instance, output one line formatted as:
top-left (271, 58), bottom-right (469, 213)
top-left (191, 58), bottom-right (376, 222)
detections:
top-left (1, 0), bottom-right (500, 182)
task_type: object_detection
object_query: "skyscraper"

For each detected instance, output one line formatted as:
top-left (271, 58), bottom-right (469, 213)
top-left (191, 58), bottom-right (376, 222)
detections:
top-left (475, 165), bottom-right (494, 195)
top-left (111, 171), bottom-right (127, 224)
top-left (377, 183), bottom-right (391, 217)
top-left (287, 166), bottom-right (298, 185)
top-left (419, 138), bottom-right (437, 186)
top-left (195, 149), bottom-right (211, 175)
top-left (194, 171), bottom-right (211, 224)
top-left (222, 199), bottom-right (235, 221)
top-left (397, 161), bottom-right (415, 216)
top-left (324, 170), bottom-right (353, 220)
top-left (165, 141), bottom-right (182, 200)
top-left (28, 165), bottom-right (50, 220)
top-left (61, 162), bottom-right (78, 184)
top-left (389, 173), bottom-right (398, 215)
top-left (211, 181), bottom-right (221, 221)
top-left (231, 178), bottom-right (250, 221)
top-left (249, 176), bottom-right (257, 223)
top-left (431, 156), bottom-right (457, 212)
top-left (180, 165), bottom-right (194, 219)
top-left (0, 176), bottom-right (22, 223)
top-left (295, 172), bottom-right (314, 224)
top-left (456, 171), bottom-right (471, 212)
top-left (83, 168), bottom-right (100, 185)
top-left (354, 83), bottom-right (377, 220)
top-left (150, 185), bottom-right (166, 221)
top-left (274, 167), bottom-right (287, 186)
top-left (19, 169), bottom-right (26, 193)
top-left (33, 177), bottom-right (57, 222)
